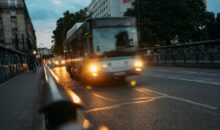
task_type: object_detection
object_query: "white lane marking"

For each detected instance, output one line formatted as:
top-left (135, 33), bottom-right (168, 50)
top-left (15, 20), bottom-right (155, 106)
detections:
top-left (92, 93), bottom-right (157, 102)
top-left (85, 105), bottom-right (119, 113)
top-left (181, 71), bottom-right (220, 76)
top-left (137, 88), bottom-right (219, 111)
top-left (129, 97), bottom-right (156, 101)
top-left (136, 88), bottom-right (168, 97)
top-left (147, 68), bottom-right (220, 76)
top-left (92, 93), bottom-right (116, 102)
top-left (142, 73), bottom-right (220, 86)
top-left (148, 68), bottom-right (168, 71)
top-left (85, 96), bottom-right (164, 113)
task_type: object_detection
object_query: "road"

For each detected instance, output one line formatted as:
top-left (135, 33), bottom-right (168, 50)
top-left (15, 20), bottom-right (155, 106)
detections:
top-left (52, 66), bottom-right (220, 130)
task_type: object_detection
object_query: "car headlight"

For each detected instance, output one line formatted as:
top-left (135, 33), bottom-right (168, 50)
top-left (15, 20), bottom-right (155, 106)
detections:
top-left (55, 61), bottom-right (59, 65)
top-left (61, 60), bottom-right (66, 64)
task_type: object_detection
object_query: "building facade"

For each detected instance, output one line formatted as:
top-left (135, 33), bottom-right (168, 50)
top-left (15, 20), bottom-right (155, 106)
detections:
top-left (38, 47), bottom-right (52, 56)
top-left (88, 0), bottom-right (133, 18)
top-left (0, 0), bottom-right (36, 52)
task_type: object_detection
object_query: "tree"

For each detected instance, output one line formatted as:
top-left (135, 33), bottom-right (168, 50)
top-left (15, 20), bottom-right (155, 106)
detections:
top-left (204, 12), bottom-right (220, 40)
top-left (215, 13), bottom-right (220, 39)
top-left (205, 12), bottom-right (216, 40)
top-left (124, 0), bottom-right (207, 46)
top-left (52, 9), bottom-right (88, 55)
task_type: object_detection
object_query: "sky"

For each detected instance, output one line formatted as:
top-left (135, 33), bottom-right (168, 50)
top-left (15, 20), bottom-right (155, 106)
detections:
top-left (26, 0), bottom-right (220, 49)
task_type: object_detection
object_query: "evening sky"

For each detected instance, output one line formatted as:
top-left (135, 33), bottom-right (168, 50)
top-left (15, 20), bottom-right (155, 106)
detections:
top-left (26, 0), bottom-right (220, 48)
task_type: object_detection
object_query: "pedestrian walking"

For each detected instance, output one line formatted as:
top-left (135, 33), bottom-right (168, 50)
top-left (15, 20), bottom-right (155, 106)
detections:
top-left (30, 54), bottom-right (37, 73)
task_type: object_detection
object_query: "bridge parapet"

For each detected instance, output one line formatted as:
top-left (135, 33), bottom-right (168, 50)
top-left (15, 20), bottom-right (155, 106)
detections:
top-left (140, 39), bottom-right (220, 67)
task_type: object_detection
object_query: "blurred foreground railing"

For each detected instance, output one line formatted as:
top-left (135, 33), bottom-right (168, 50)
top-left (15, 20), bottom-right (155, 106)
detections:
top-left (0, 44), bottom-right (28, 83)
top-left (140, 39), bottom-right (220, 67)
top-left (42, 65), bottom-right (94, 130)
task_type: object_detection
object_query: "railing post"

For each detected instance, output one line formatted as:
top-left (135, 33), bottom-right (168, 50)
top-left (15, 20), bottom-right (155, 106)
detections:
top-left (210, 46), bottom-right (214, 64)
top-left (195, 45), bottom-right (199, 63)
top-left (183, 48), bottom-right (186, 64)
top-left (172, 48), bottom-right (176, 65)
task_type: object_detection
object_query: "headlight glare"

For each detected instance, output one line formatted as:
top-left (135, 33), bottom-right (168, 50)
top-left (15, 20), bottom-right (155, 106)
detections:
top-left (55, 61), bottom-right (59, 65)
top-left (134, 60), bottom-right (143, 67)
top-left (89, 65), bottom-right (98, 73)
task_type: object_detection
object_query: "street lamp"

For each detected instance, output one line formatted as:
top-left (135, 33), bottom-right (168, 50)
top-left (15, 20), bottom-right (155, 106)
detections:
top-left (33, 50), bottom-right (36, 55)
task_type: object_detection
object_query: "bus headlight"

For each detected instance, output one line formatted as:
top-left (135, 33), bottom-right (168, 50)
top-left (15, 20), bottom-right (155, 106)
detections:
top-left (134, 60), bottom-right (143, 72)
top-left (134, 60), bottom-right (143, 67)
top-left (89, 64), bottom-right (98, 77)
top-left (89, 65), bottom-right (98, 73)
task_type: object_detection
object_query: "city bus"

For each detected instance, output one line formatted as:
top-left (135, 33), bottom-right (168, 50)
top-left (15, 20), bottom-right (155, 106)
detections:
top-left (63, 17), bottom-right (143, 83)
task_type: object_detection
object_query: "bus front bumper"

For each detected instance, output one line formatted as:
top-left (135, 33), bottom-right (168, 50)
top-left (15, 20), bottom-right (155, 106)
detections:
top-left (88, 69), bottom-right (140, 80)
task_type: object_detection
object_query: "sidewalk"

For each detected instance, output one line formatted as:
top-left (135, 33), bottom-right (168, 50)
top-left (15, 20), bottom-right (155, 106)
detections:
top-left (0, 67), bottom-right (44, 130)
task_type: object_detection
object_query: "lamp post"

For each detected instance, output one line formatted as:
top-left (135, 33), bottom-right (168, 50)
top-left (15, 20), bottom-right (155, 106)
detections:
top-left (137, 0), bottom-right (140, 28)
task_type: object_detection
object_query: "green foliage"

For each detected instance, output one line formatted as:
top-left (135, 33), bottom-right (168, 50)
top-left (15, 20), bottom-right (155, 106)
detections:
top-left (124, 0), bottom-right (207, 46)
top-left (52, 9), bottom-right (88, 55)
top-left (203, 12), bottom-right (220, 40)
top-left (215, 13), bottom-right (220, 38)
top-left (205, 12), bottom-right (216, 40)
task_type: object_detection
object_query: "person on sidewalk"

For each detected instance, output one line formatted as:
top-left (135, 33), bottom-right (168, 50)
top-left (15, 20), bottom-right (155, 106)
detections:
top-left (30, 54), bottom-right (37, 73)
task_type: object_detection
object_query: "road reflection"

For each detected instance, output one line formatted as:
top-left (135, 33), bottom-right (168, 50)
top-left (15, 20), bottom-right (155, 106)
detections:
top-left (98, 125), bottom-right (109, 130)
top-left (66, 89), bottom-right (82, 105)
top-left (52, 66), bottom-right (79, 89)
top-left (50, 66), bottom-right (158, 130)
top-left (82, 119), bottom-right (91, 129)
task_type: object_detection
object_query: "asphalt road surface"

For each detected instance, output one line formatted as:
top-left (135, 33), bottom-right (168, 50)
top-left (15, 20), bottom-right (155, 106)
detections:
top-left (52, 66), bottom-right (220, 130)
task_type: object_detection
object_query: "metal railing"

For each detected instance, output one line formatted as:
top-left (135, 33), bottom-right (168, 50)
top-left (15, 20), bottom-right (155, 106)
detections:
top-left (140, 39), bottom-right (220, 67)
top-left (0, 44), bottom-right (27, 83)
top-left (41, 65), bottom-right (94, 130)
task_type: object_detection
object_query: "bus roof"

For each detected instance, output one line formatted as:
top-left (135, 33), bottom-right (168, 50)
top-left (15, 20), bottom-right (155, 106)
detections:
top-left (64, 17), bottom-right (136, 46)
top-left (86, 17), bottom-right (135, 22)
top-left (88, 17), bottom-right (136, 28)
top-left (66, 22), bottom-right (83, 39)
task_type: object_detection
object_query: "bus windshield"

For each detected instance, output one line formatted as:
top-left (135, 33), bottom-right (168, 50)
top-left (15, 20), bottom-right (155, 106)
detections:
top-left (93, 27), bottom-right (138, 55)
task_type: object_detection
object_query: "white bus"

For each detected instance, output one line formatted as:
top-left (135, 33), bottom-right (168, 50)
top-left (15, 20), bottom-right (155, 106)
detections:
top-left (64, 17), bottom-right (143, 83)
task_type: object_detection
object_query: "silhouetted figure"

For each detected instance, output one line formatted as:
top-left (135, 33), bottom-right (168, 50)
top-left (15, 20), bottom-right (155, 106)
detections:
top-left (30, 54), bottom-right (37, 73)
top-left (115, 31), bottom-right (129, 49)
